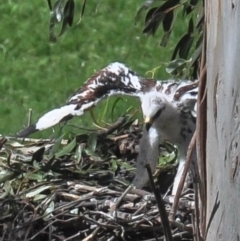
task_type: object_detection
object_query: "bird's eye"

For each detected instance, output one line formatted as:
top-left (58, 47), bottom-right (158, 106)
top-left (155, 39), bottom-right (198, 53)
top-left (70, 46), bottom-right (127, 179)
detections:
top-left (153, 108), bottom-right (162, 121)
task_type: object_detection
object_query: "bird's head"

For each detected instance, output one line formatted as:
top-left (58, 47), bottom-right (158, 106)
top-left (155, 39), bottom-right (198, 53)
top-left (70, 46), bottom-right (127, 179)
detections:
top-left (140, 93), bottom-right (169, 131)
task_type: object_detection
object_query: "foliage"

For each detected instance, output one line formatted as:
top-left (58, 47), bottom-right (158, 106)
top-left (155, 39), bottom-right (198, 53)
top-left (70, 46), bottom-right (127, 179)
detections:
top-left (49, 0), bottom-right (204, 78)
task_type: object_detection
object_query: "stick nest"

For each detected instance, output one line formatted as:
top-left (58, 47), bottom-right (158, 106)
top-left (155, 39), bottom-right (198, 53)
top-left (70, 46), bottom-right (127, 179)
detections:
top-left (0, 117), bottom-right (195, 241)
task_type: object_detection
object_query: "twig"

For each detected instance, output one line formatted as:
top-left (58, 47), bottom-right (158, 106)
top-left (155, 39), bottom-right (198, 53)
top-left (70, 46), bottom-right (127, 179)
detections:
top-left (82, 227), bottom-right (101, 241)
top-left (146, 163), bottom-right (173, 241)
top-left (0, 137), bottom-right (7, 150)
top-left (114, 184), bottom-right (133, 209)
top-left (169, 131), bottom-right (196, 221)
top-left (4, 116), bottom-right (126, 144)
top-left (4, 136), bottom-right (69, 145)
top-left (111, 134), bottom-right (129, 141)
top-left (110, 184), bottom-right (133, 217)
top-left (196, 62), bottom-right (207, 238)
top-left (27, 108), bottom-right (32, 127)
top-left (97, 116), bottom-right (127, 136)
top-left (64, 231), bottom-right (81, 241)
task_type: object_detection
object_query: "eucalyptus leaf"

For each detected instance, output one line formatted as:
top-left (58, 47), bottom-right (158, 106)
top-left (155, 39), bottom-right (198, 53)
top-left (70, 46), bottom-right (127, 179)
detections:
top-left (166, 58), bottom-right (188, 74)
top-left (80, 0), bottom-right (87, 20)
top-left (24, 172), bottom-right (45, 181)
top-left (111, 159), bottom-right (118, 172)
top-left (119, 161), bottom-right (134, 170)
top-left (84, 148), bottom-right (103, 162)
top-left (49, 134), bottom-right (65, 157)
top-left (159, 151), bottom-right (176, 165)
top-left (185, 42), bottom-right (202, 77)
top-left (135, 0), bottom-right (158, 22)
top-left (33, 194), bottom-right (48, 201)
top-left (111, 97), bottom-right (124, 122)
top-left (143, 11), bottom-right (166, 35)
top-left (163, 11), bottom-right (173, 32)
top-left (52, 0), bottom-right (65, 23)
top-left (87, 133), bottom-right (97, 151)
top-left (43, 201), bottom-right (55, 221)
top-left (1, 181), bottom-right (13, 198)
top-left (160, 30), bottom-right (171, 47)
top-left (0, 172), bottom-right (19, 184)
top-left (59, 0), bottom-right (75, 36)
top-left (26, 185), bottom-right (52, 198)
top-left (55, 137), bottom-right (76, 158)
top-left (49, 0), bottom-right (75, 41)
top-left (99, 98), bottom-right (110, 123)
top-left (75, 144), bottom-right (83, 163)
top-left (31, 147), bottom-right (45, 162)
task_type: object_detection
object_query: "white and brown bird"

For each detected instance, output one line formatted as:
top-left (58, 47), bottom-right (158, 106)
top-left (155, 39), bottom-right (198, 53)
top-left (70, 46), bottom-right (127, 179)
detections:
top-left (17, 62), bottom-right (198, 192)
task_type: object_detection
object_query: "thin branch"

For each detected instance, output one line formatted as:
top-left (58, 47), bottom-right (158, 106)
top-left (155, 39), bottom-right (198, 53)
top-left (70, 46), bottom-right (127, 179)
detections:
top-left (169, 131), bottom-right (196, 221)
top-left (146, 163), bottom-right (173, 241)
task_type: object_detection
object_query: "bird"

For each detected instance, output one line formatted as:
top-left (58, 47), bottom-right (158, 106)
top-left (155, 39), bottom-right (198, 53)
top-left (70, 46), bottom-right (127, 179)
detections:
top-left (17, 62), bottom-right (198, 193)
top-left (133, 85), bottom-right (198, 194)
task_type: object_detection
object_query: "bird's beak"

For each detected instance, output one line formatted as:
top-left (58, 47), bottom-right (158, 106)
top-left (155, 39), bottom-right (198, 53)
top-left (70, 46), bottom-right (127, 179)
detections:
top-left (144, 117), bottom-right (153, 132)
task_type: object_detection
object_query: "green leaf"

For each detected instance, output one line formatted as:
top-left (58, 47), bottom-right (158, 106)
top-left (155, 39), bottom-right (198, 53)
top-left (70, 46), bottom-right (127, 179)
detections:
top-left (75, 144), bottom-right (83, 164)
top-left (99, 98), bottom-right (110, 123)
top-left (49, 134), bottom-right (66, 157)
top-left (163, 11), bottom-right (173, 32)
top-left (143, 11), bottom-right (166, 35)
top-left (179, 36), bottom-right (194, 59)
top-left (87, 133), bottom-right (97, 151)
top-left (184, 42), bottom-right (202, 78)
top-left (0, 181), bottom-right (13, 198)
top-left (159, 151), bottom-right (176, 165)
top-left (59, 0), bottom-right (75, 36)
top-left (135, 0), bottom-right (157, 23)
top-left (160, 31), bottom-right (171, 47)
top-left (55, 137), bottom-right (76, 158)
top-left (172, 33), bottom-right (191, 60)
top-left (80, 0), bottom-right (87, 21)
top-left (0, 172), bottom-right (19, 184)
top-left (119, 161), bottom-right (134, 170)
top-left (84, 148), bottom-right (97, 157)
top-left (111, 159), bottom-right (118, 172)
top-left (49, 0), bottom-right (75, 41)
top-left (24, 172), bottom-right (45, 181)
top-left (188, 18), bottom-right (194, 34)
top-left (84, 148), bottom-right (103, 162)
top-left (166, 58), bottom-right (189, 75)
top-left (111, 97), bottom-right (125, 121)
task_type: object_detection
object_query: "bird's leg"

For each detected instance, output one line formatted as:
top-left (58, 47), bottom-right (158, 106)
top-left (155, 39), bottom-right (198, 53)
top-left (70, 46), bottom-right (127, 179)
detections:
top-left (171, 158), bottom-right (186, 195)
top-left (133, 127), bottom-right (160, 188)
top-left (171, 155), bottom-right (195, 196)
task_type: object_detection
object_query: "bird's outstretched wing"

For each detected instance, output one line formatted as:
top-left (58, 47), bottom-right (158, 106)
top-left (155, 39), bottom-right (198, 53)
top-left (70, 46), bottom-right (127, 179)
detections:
top-left (154, 79), bottom-right (199, 117)
top-left (17, 62), bottom-right (155, 137)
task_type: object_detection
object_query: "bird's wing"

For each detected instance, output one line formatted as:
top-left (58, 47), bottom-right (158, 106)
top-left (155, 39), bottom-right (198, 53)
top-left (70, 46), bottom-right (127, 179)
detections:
top-left (17, 62), bottom-right (152, 137)
top-left (154, 79), bottom-right (198, 116)
top-left (174, 80), bottom-right (198, 117)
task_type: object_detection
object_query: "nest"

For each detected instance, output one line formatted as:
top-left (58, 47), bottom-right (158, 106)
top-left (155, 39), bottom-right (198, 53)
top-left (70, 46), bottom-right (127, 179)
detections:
top-left (0, 117), bottom-right (196, 241)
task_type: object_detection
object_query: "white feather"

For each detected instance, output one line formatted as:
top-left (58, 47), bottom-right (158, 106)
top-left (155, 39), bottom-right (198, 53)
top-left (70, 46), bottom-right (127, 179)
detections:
top-left (148, 127), bottom-right (160, 148)
top-left (35, 104), bottom-right (79, 130)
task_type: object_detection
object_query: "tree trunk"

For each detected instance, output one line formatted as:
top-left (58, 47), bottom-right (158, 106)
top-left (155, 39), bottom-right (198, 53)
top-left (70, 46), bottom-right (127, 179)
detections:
top-left (206, 1), bottom-right (240, 240)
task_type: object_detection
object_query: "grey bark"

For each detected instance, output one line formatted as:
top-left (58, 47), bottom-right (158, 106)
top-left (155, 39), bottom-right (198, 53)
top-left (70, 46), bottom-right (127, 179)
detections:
top-left (206, 1), bottom-right (240, 240)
